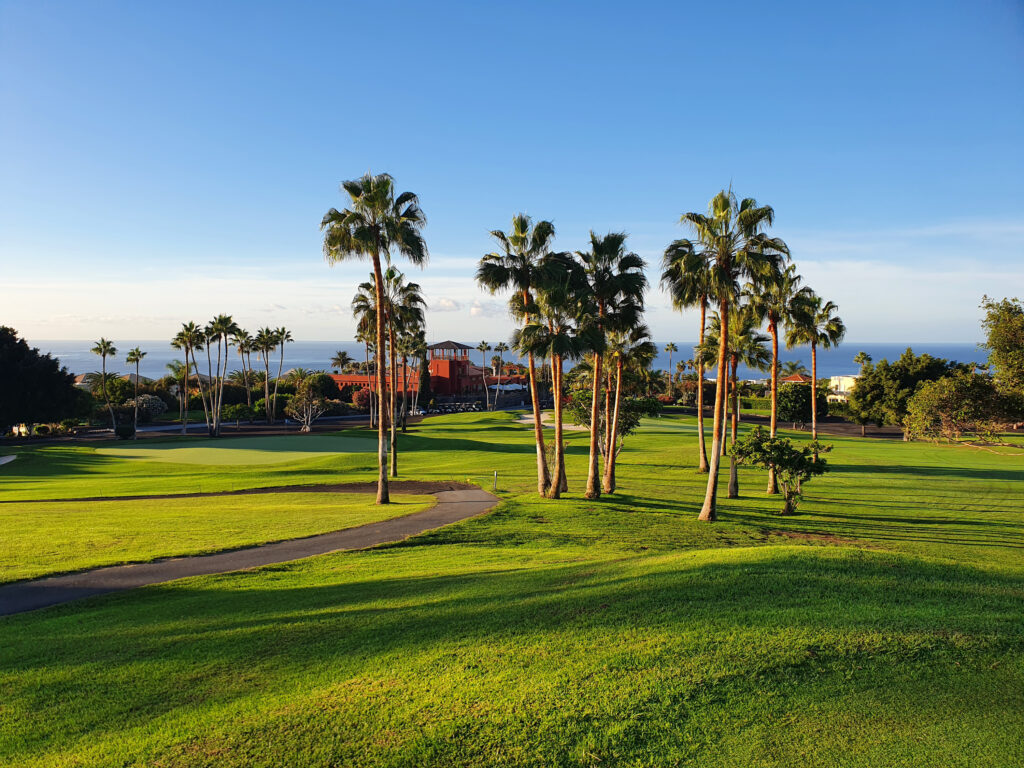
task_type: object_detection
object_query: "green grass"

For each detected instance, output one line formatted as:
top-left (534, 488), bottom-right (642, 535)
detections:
top-left (96, 433), bottom-right (374, 465)
top-left (1, 412), bottom-right (1022, 767)
top-left (0, 492), bottom-right (431, 584)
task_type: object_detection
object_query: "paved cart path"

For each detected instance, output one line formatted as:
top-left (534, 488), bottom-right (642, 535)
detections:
top-left (0, 488), bottom-right (499, 617)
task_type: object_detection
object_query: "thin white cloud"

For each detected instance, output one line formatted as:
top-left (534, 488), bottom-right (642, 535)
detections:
top-left (433, 297), bottom-right (461, 312)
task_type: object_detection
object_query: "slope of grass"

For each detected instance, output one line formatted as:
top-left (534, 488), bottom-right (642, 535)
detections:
top-left (1, 411), bottom-right (1022, 766)
top-left (0, 492), bottom-right (431, 584)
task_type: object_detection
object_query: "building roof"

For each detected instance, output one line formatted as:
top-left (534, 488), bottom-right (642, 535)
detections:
top-left (780, 373), bottom-right (813, 384)
top-left (427, 340), bottom-right (473, 350)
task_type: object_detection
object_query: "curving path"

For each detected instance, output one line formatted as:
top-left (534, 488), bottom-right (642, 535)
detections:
top-left (0, 487), bottom-right (499, 617)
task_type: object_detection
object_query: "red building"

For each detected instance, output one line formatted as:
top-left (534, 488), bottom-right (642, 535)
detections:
top-left (327, 340), bottom-right (527, 400)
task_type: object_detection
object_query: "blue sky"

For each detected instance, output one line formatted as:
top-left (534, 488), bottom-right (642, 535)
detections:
top-left (1, 0), bottom-right (1022, 343)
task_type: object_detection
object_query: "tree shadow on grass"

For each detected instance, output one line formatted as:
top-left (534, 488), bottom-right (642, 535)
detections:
top-left (3, 546), bottom-right (1023, 756)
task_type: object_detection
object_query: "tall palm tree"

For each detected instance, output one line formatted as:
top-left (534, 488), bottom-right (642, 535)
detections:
top-left (172, 324), bottom-right (205, 435)
top-left (331, 350), bottom-right (354, 373)
top-left (680, 190), bottom-right (788, 521)
top-left (493, 341), bottom-right (509, 408)
top-left (352, 293), bottom-right (378, 428)
top-left (702, 307), bottom-right (771, 498)
top-left (233, 329), bottom-right (255, 408)
top-left (125, 347), bottom-right (146, 439)
top-left (514, 253), bottom-right (588, 498)
top-left (271, 326), bottom-right (293, 425)
top-left (745, 264), bottom-right (812, 493)
top-left (254, 327), bottom-right (277, 423)
top-left (476, 341), bottom-right (491, 410)
top-left (322, 172), bottom-right (427, 504)
top-left (787, 294), bottom-right (846, 444)
top-left (575, 232), bottom-right (647, 500)
top-left (661, 239), bottom-right (714, 472)
top-left (383, 268), bottom-right (425, 475)
top-left (90, 338), bottom-right (118, 430)
top-left (604, 323), bottom-right (657, 493)
top-left (477, 213), bottom-right (559, 497)
top-left (664, 342), bottom-right (678, 385)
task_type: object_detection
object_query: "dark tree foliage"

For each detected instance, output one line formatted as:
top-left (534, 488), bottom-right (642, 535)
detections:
top-left (776, 382), bottom-right (829, 424)
top-left (0, 327), bottom-right (79, 431)
top-left (980, 296), bottom-right (1024, 396)
top-left (905, 371), bottom-right (1022, 441)
top-left (564, 389), bottom-right (660, 457)
top-left (417, 349), bottom-right (433, 404)
top-left (847, 348), bottom-right (973, 432)
top-left (305, 372), bottom-right (341, 400)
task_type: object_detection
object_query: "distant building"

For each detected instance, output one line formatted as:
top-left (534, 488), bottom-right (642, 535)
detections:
top-left (828, 375), bottom-right (858, 403)
top-left (780, 373), bottom-right (813, 385)
top-left (328, 340), bottom-right (527, 400)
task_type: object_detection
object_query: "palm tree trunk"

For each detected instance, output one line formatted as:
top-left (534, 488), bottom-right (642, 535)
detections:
top-left (495, 351), bottom-right (503, 409)
top-left (585, 350), bottom-right (603, 500)
top-left (603, 357), bottom-right (624, 494)
top-left (699, 298), bottom-right (729, 521)
top-left (767, 324), bottom-right (779, 494)
top-left (603, 366), bottom-right (614, 475)
top-left (133, 362), bottom-right (139, 440)
top-left (547, 354), bottom-right (564, 499)
top-left (401, 357), bottom-right (409, 433)
top-left (364, 342), bottom-right (374, 428)
top-left (372, 253), bottom-right (390, 504)
top-left (181, 349), bottom-right (189, 436)
top-left (728, 356), bottom-right (739, 499)
top-left (273, 344), bottom-right (284, 426)
top-left (262, 352), bottom-right (271, 424)
top-left (204, 343), bottom-right (214, 434)
top-left (696, 300), bottom-right (709, 473)
top-left (527, 349), bottom-right (550, 496)
top-left (811, 342), bottom-right (818, 441)
top-left (192, 349), bottom-right (211, 430)
top-left (389, 323), bottom-right (398, 477)
top-left (481, 351), bottom-right (489, 411)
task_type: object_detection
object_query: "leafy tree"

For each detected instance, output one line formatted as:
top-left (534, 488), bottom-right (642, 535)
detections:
top-left (0, 327), bottom-right (79, 433)
top-left (286, 379), bottom-right (329, 433)
top-left (847, 348), bottom-right (972, 438)
top-left (776, 381), bottom-right (830, 424)
top-left (477, 213), bottom-right (561, 496)
top-left (980, 296), bottom-right (1024, 396)
top-left (124, 394), bottom-right (167, 423)
top-left (565, 390), bottom-right (660, 462)
top-left (125, 347), bottom-right (146, 439)
top-left (732, 426), bottom-right (832, 514)
top-left (905, 371), bottom-right (1018, 442)
top-left (90, 338), bottom-right (118, 429)
top-left (323, 172), bottom-right (427, 504)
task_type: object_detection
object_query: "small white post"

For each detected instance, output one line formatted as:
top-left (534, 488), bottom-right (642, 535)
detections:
top-left (492, 470), bottom-right (497, 491)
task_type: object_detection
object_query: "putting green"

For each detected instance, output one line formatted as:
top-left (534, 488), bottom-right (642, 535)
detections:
top-left (96, 434), bottom-right (373, 465)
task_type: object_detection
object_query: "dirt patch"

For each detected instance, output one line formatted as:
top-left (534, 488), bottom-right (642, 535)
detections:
top-left (1, 480), bottom-right (476, 505)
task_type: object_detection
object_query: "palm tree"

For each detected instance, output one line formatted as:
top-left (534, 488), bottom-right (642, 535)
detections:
top-left (575, 232), bottom-right (647, 500)
top-left (680, 190), bottom-right (789, 521)
top-left (477, 213), bottom-right (559, 497)
top-left (745, 264), bottom-right (812, 493)
top-left (90, 338), bottom-right (118, 430)
top-left (172, 324), bottom-right (204, 435)
top-left (233, 329), bottom-right (255, 408)
top-left (166, 360), bottom-right (188, 426)
top-left (476, 341), bottom-right (492, 410)
top-left (661, 238), bottom-right (714, 472)
top-left (383, 268), bottom-right (425, 475)
top-left (331, 350), bottom-right (354, 373)
top-left (664, 342), bottom-right (678, 385)
top-left (125, 347), bottom-right (146, 439)
top-left (604, 323), bottom-right (657, 493)
top-left (493, 341), bottom-right (509, 408)
top-left (787, 294), bottom-right (846, 444)
top-left (271, 327), bottom-right (293, 425)
top-left (514, 254), bottom-right (588, 498)
top-left (780, 360), bottom-right (809, 377)
top-left (254, 327), bottom-right (277, 423)
top-left (322, 172), bottom-right (427, 505)
top-left (702, 307), bottom-right (771, 498)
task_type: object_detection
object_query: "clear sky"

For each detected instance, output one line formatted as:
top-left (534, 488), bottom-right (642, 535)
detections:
top-left (1, 0), bottom-right (1022, 344)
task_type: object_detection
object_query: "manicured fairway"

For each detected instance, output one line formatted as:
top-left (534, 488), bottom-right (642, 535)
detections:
top-left (1, 412), bottom-right (1022, 767)
top-left (0, 492), bottom-right (431, 584)
top-left (96, 433), bottom-right (374, 465)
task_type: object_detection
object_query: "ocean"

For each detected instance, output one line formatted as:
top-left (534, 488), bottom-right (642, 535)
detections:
top-left (31, 338), bottom-right (987, 382)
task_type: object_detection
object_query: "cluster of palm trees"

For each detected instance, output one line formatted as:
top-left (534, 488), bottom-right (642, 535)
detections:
top-left (662, 189), bottom-right (845, 521)
top-left (478, 218), bottom-right (654, 501)
top-left (171, 319), bottom-right (292, 436)
top-left (474, 341), bottom-right (511, 410)
top-left (89, 339), bottom-right (147, 438)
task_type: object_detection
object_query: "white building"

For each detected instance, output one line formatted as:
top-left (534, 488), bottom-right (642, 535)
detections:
top-left (828, 375), bottom-right (858, 402)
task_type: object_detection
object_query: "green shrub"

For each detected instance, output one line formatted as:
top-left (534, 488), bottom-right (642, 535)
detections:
top-left (114, 424), bottom-right (135, 439)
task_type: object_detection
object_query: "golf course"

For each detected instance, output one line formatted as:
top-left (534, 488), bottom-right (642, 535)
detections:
top-left (1, 411), bottom-right (1022, 767)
